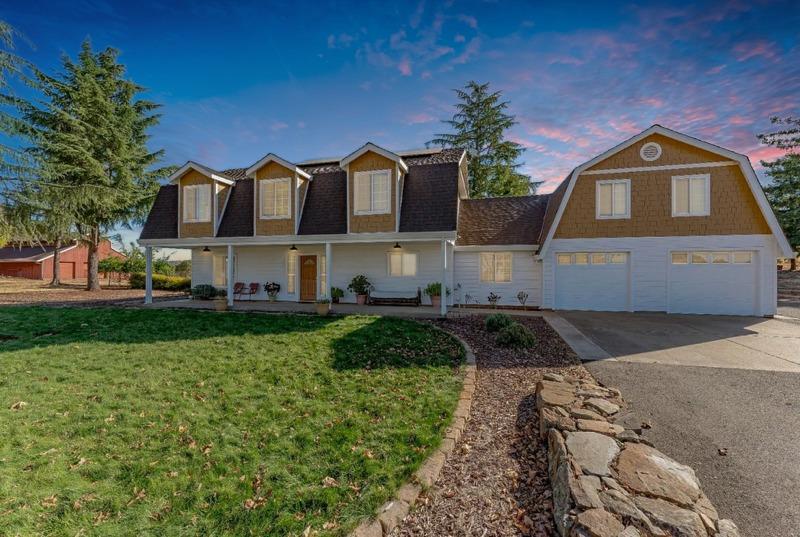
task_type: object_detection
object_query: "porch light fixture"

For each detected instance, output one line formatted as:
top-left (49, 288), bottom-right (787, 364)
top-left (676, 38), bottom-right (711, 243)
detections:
top-left (202, 246), bottom-right (210, 252)
top-left (393, 242), bottom-right (402, 249)
top-left (290, 244), bottom-right (298, 251)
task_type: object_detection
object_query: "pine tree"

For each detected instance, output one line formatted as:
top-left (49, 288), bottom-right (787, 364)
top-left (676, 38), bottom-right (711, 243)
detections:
top-left (22, 40), bottom-right (171, 291)
top-left (758, 116), bottom-right (800, 269)
top-left (430, 81), bottom-right (536, 198)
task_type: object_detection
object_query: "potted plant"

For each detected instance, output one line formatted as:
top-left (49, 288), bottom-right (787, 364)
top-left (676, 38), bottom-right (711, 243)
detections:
top-left (315, 297), bottom-right (331, 316)
top-left (424, 282), bottom-right (451, 309)
top-left (347, 275), bottom-right (372, 305)
top-left (264, 282), bottom-right (281, 302)
top-left (330, 287), bottom-right (344, 304)
top-left (487, 292), bottom-right (501, 308)
top-left (214, 288), bottom-right (228, 311)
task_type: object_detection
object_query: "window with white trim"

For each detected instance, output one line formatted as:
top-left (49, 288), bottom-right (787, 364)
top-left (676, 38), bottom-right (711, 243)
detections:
top-left (480, 252), bottom-right (512, 283)
top-left (286, 250), bottom-right (297, 294)
top-left (320, 255), bottom-right (327, 295)
top-left (354, 170), bottom-right (391, 214)
top-left (387, 251), bottom-right (417, 277)
top-left (596, 179), bottom-right (630, 219)
top-left (183, 184), bottom-right (211, 223)
top-left (260, 178), bottom-right (291, 219)
top-left (672, 174), bottom-right (710, 217)
top-left (671, 251), bottom-right (753, 265)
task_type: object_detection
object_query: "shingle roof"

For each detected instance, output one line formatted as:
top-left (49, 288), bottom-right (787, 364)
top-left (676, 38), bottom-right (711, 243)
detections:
top-left (456, 195), bottom-right (551, 246)
top-left (536, 172), bottom-right (572, 246)
top-left (141, 148), bottom-right (466, 240)
top-left (140, 185), bottom-right (178, 240)
top-left (217, 179), bottom-right (254, 237)
top-left (0, 244), bottom-right (60, 262)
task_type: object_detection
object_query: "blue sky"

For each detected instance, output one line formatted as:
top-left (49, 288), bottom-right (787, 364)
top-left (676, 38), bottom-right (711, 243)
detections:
top-left (3, 0), bottom-right (799, 253)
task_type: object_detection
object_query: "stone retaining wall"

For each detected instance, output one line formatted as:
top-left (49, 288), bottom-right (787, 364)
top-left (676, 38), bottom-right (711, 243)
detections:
top-left (537, 373), bottom-right (740, 537)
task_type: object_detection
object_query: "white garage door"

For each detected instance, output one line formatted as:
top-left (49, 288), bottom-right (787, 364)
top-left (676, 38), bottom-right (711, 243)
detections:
top-left (668, 250), bottom-right (757, 316)
top-left (555, 252), bottom-right (629, 311)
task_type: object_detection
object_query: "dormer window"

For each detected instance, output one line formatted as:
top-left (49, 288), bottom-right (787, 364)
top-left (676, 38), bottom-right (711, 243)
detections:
top-left (260, 178), bottom-right (291, 219)
top-left (183, 184), bottom-right (211, 223)
top-left (354, 170), bottom-right (391, 215)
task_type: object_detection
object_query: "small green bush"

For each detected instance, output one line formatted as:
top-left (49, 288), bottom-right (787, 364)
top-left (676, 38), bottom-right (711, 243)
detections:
top-left (129, 273), bottom-right (191, 291)
top-left (191, 284), bottom-right (220, 299)
top-left (485, 313), bottom-right (514, 332)
top-left (496, 322), bottom-right (537, 348)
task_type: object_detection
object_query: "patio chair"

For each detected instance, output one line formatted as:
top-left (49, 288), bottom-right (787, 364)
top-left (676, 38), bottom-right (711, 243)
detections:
top-left (232, 282), bottom-right (246, 300)
top-left (243, 282), bottom-right (260, 300)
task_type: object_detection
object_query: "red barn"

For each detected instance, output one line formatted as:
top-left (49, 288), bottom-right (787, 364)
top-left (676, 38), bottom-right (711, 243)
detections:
top-left (0, 240), bottom-right (125, 280)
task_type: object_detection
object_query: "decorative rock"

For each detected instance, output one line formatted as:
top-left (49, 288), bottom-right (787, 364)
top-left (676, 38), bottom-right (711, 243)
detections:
top-left (566, 432), bottom-right (620, 476)
top-left (585, 398), bottom-right (620, 416)
top-left (537, 380), bottom-right (577, 409)
top-left (612, 410), bottom-right (644, 434)
top-left (577, 387), bottom-right (614, 398)
top-left (598, 490), bottom-right (666, 537)
top-left (552, 460), bottom-right (573, 536)
top-left (571, 407), bottom-right (606, 421)
top-left (615, 443), bottom-right (701, 507)
top-left (633, 496), bottom-right (707, 537)
top-left (414, 450), bottom-right (445, 488)
top-left (352, 519), bottom-right (383, 537)
top-left (548, 429), bottom-right (568, 483)
top-left (693, 492), bottom-right (719, 524)
top-left (618, 527), bottom-right (641, 537)
top-left (541, 406), bottom-right (577, 438)
top-left (377, 499), bottom-right (410, 533)
top-left (601, 477), bottom-right (628, 495)
top-left (616, 430), bottom-right (642, 443)
top-left (577, 419), bottom-right (624, 436)
top-left (396, 483), bottom-right (421, 505)
top-left (544, 372), bottom-right (565, 382)
top-left (570, 475), bottom-right (604, 509)
top-left (716, 519), bottom-right (741, 537)
top-left (572, 508), bottom-right (624, 537)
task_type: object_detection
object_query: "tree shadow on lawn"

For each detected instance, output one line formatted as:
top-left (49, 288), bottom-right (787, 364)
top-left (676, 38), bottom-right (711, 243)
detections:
top-left (0, 306), bottom-right (341, 354)
top-left (329, 316), bottom-right (464, 370)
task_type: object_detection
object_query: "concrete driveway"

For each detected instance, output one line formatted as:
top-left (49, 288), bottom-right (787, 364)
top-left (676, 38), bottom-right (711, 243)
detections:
top-left (555, 311), bottom-right (800, 536)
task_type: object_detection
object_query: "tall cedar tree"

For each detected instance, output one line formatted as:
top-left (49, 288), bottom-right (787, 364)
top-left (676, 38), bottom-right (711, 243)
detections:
top-left (24, 40), bottom-right (170, 290)
top-left (430, 81), bottom-right (535, 198)
top-left (758, 116), bottom-right (800, 269)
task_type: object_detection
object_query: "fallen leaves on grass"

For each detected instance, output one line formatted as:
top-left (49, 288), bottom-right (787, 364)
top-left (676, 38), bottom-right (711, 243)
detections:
top-left (40, 495), bottom-right (57, 508)
top-left (10, 401), bottom-right (27, 410)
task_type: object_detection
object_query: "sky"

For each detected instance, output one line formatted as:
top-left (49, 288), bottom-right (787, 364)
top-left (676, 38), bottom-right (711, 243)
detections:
top-left (3, 0), bottom-right (799, 255)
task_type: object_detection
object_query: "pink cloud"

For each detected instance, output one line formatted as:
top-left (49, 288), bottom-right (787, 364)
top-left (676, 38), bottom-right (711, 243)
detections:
top-left (706, 64), bottom-right (726, 75)
top-left (406, 112), bottom-right (436, 125)
top-left (733, 40), bottom-right (779, 62)
top-left (747, 145), bottom-right (788, 166)
top-left (270, 121), bottom-right (288, 131)
top-left (457, 14), bottom-right (478, 29)
top-left (638, 97), bottom-right (664, 108)
top-left (527, 125), bottom-right (574, 143)
top-left (728, 116), bottom-right (753, 126)
top-left (398, 57), bottom-right (412, 76)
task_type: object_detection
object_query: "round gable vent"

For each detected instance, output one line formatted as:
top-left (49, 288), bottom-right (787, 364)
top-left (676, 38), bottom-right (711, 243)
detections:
top-left (640, 142), bottom-right (662, 161)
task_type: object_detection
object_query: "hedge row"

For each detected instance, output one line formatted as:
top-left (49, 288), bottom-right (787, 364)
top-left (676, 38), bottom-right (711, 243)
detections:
top-left (129, 272), bottom-right (191, 292)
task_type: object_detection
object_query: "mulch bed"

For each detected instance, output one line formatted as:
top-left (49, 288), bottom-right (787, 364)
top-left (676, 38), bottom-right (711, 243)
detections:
top-left (0, 289), bottom-right (184, 307)
top-left (393, 315), bottom-right (590, 537)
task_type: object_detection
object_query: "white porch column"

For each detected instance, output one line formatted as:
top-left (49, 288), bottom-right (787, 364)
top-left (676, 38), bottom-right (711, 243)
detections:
top-left (144, 246), bottom-right (153, 305)
top-left (440, 239), bottom-right (447, 317)
top-left (325, 242), bottom-right (332, 299)
top-left (226, 244), bottom-right (234, 307)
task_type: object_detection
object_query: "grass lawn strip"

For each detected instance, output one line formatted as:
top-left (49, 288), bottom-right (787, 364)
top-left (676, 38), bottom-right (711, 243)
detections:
top-left (0, 307), bottom-right (464, 536)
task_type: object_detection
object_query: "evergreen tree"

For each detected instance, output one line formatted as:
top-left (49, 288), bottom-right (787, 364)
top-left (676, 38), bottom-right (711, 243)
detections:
top-left (22, 40), bottom-right (171, 291)
top-left (758, 116), bottom-right (800, 269)
top-left (430, 81), bottom-right (536, 198)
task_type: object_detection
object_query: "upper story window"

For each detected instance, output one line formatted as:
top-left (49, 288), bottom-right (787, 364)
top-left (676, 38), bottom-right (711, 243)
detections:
top-left (260, 178), bottom-right (291, 219)
top-left (183, 184), bottom-right (211, 223)
top-left (480, 252), bottom-right (512, 283)
top-left (596, 179), bottom-right (630, 219)
top-left (672, 174), bottom-right (710, 217)
top-left (354, 170), bottom-right (391, 215)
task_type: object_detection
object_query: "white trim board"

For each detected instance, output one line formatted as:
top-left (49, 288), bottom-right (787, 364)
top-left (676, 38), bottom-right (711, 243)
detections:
top-left (581, 160), bottom-right (737, 175)
top-left (339, 142), bottom-right (409, 173)
top-left (169, 161), bottom-right (235, 185)
top-left (245, 153), bottom-right (311, 180)
top-left (538, 124), bottom-right (793, 258)
top-left (140, 230), bottom-right (458, 248)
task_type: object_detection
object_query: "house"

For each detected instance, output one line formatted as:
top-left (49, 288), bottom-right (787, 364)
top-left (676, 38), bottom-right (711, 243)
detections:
top-left (139, 124), bottom-right (792, 317)
top-left (0, 240), bottom-right (125, 280)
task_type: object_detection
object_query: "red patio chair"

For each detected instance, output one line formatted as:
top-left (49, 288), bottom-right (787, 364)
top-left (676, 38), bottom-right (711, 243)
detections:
top-left (232, 282), bottom-right (245, 300)
top-left (245, 282), bottom-right (259, 300)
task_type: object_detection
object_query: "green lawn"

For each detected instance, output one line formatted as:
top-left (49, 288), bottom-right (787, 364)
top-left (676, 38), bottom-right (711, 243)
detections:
top-left (0, 307), bottom-right (464, 536)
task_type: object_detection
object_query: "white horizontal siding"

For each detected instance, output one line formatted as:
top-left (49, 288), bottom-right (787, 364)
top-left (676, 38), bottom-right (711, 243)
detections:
top-left (541, 234), bottom-right (778, 316)
top-left (453, 250), bottom-right (541, 307)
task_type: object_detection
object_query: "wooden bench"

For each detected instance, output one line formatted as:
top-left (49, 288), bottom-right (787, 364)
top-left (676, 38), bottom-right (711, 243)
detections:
top-left (367, 288), bottom-right (422, 307)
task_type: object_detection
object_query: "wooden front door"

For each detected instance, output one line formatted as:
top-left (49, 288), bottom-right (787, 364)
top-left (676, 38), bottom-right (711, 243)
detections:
top-left (299, 255), bottom-right (317, 302)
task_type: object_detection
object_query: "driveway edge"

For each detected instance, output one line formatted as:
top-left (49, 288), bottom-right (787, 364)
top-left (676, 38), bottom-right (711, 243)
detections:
top-left (350, 330), bottom-right (477, 537)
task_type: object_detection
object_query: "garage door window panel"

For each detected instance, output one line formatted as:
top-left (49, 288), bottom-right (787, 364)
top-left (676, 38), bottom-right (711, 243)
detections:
top-left (733, 252), bottom-right (752, 264)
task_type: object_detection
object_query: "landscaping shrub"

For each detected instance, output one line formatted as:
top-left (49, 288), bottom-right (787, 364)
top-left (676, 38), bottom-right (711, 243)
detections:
top-left (485, 313), bottom-right (514, 332)
top-left (129, 272), bottom-right (191, 291)
top-left (191, 284), bottom-right (220, 299)
top-left (496, 322), bottom-right (537, 348)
